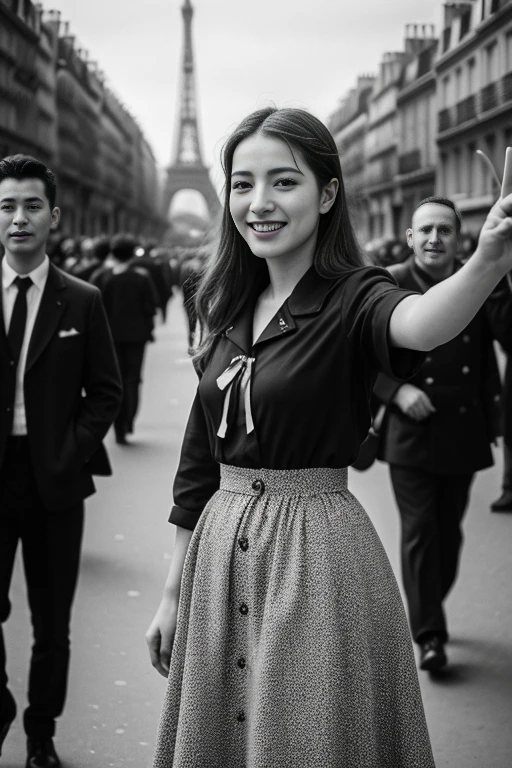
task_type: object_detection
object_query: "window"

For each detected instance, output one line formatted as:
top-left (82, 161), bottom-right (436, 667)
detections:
top-left (485, 134), bottom-right (497, 193)
top-left (453, 147), bottom-right (461, 194)
top-left (455, 67), bottom-right (463, 100)
top-left (484, 41), bottom-right (498, 85)
top-left (442, 75), bottom-right (451, 107)
top-left (467, 142), bottom-right (477, 193)
top-left (506, 32), bottom-right (512, 73)
top-left (467, 58), bottom-right (476, 95)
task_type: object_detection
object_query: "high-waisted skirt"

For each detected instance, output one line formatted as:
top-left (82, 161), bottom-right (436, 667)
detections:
top-left (153, 465), bottom-right (435, 768)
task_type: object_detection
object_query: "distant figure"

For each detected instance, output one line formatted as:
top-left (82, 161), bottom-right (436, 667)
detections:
top-left (0, 155), bottom-right (121, 768)
top-left (74, 235), bottom-right (111, 283)
top-left (374, 197), bottom-right (512, 672)
top-left (179, 255), bottom-right (202, 350)
top-left (100, 234), bottom-right (158, 444)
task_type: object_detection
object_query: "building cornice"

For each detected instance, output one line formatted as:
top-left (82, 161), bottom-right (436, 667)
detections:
top-left (436, 5), bottom-right (512, 73)
top-left (397, 71), bottom-right (436, 104)
top-left (395, 166), bottom-right (436, 186)
top-left (0, 5), bottom-right (39, 43)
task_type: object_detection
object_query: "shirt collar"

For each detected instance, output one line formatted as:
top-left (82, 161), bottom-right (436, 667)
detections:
top-left (2, 255), bottom-right (50, 292)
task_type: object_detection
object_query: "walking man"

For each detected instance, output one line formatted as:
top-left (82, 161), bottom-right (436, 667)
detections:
top-left (99, 233), bottom-right (158, 444)
top-left (374, 196), bottom-right (512, 672)
top-left (0, 156), bottom-right (122, 767)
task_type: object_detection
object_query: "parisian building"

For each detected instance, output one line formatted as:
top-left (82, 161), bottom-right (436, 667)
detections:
top-left (0, 0), bottom-right (165, 238)
top-left (327, 0), bottom-right (512, 244)
top-left (436, 0), bottom-right (512, 234)
top-left (328, 75), bottom-right (375, 243)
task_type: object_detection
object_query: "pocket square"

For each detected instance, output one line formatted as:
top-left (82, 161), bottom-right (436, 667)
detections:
top-left (58, 328), bottom-right (80, 338)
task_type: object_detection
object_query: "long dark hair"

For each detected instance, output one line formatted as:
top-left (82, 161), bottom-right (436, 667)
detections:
top-left (194, 107), bottom-right (366, 368)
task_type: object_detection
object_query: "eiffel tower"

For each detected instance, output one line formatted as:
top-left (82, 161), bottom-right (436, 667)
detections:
top-left (164, 0), bottom-right (220, 219)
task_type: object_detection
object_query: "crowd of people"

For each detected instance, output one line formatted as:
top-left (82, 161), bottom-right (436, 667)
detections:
top-left (0, 118), bottom-right (511, 768)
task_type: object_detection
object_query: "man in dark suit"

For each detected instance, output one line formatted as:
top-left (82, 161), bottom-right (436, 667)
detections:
top-left (374, 197), bottom-right (512, 673)
top-left (0, 155), bottom-right (122, 767)
top-left (99, 234), bottom-right (157, 444)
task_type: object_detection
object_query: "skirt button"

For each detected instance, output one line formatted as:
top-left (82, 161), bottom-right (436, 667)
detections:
top-left (251, 479), bottom-right (265, 495)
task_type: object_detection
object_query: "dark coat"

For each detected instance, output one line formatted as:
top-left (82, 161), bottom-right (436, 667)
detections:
top-left (374, 257), bottom-right (512, 474)
top-left (0, 262), bottom-right (122, 510)
top-left (100, 266), bottom-right (157, 344)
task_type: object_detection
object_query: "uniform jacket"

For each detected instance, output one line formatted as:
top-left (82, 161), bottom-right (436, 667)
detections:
top-left (374, 256), bottom-right (512, 474)
top-left (170, 265), bottom-right (425, 530)
top-left (0, 262), bottom-right (122, 510)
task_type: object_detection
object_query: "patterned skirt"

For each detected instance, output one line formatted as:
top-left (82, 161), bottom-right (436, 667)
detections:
top-left (153, 465), bottom-right (435, 768)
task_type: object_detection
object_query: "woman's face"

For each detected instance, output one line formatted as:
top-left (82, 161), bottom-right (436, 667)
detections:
top-left (229, 132), bottom-right (337, 265)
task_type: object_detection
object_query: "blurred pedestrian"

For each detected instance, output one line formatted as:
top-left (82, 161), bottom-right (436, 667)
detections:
top-left (0, 155), bottom-right (121, 767)
top-left (73, 235), bottom-right (110, 283)
top-left (374, 196), bottom-right (512, 672)
top-left (100, 234), bottom-right (158, 444)
top-left (179, 254), bottom-right (203, 351)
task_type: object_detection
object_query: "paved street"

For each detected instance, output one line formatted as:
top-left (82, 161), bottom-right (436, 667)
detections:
top-left (2, 294), bottom-right (512, 768)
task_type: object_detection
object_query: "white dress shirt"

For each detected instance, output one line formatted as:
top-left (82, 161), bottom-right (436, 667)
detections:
top-left (2, 256), bottom-right (50, 435)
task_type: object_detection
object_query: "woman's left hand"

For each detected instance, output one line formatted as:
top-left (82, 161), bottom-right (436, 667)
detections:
top-left (476, 193), bottom-right (512, 272)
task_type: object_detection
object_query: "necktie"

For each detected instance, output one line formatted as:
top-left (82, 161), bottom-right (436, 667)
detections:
top-left (7, 276), bottom-right (33, 367)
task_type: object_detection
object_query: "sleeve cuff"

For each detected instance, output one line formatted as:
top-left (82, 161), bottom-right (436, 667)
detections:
top-left (374, 290), bottom-right (425, 380)
top-left (168, 504), bottom-right (203, 531)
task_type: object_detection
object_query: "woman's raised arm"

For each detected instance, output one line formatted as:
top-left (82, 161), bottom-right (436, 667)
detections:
top-left (390, 193), bottom-right (512, 351)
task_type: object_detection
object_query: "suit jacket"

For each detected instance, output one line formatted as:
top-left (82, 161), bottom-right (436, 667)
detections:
top-left (0, 262), bottom-right (122, 510)
top-left (374, 257), bottom-right (512, 474)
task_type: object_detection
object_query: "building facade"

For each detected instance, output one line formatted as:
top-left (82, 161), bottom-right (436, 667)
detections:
top-left (436, 0), bottom-right (512, 234)
top-left (395, 32), bottom-right (438, 235)
top-left (327, 0), bottom-right (512, 244)
top-left (0, 1), bottom-right (166, 238)
top-left (328, 75), bottom-right (375, 242)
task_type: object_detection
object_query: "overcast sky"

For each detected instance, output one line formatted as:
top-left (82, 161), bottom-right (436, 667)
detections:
top-left (47, 0), bottom-right (442, 211)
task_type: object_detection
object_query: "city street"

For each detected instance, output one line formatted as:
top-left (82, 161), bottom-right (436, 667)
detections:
top-left (2, 294), bottom-right (512, 768)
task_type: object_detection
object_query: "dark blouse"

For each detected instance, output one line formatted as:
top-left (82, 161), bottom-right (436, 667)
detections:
top-left (170, 265), bottom-right (424, 530)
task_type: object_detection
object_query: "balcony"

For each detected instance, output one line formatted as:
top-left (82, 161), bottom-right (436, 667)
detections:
top-left (438, 108), bottom-right (453, 132)
top-left (480, 82), bottom-right (498, 113)
top-left (398, 149), bottom-right (421, 175)
top-left (502, 72), bottom-right (512, 104)
top-left (456, 95), bottom-right (477, 125)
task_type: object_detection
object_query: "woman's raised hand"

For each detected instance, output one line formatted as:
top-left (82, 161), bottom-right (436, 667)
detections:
top-left (476, 192), bottom-right (512, 272)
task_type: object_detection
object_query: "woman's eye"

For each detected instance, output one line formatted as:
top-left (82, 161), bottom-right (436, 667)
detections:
top-left (275, 178), bottom-right (297, 187)
top-left (232, 181), bottom-right (251, 190)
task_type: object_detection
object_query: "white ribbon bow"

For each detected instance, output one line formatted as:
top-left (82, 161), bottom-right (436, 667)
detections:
top-left (216, 355), bottom-right (255, 438)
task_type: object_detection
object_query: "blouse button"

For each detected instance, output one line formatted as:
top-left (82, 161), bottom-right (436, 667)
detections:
top-left (462, 366), bottom-right (470, 375)
top-left (239, 603), bottom-right (249, 616)
top-left (459, 406), bottom-right (467, 414)
top-left (239, 537), bottom-right (249, 551)
top-left (425, 377), bottom-right (434, 385)
top-left (463, 334), bottom-right (470, 343)
top-left (237, 657), bottom-right (246, 669)
top-left (251, 479), bottom-right (265, 495)
top-left (237, 711), bottom-right (246, 722)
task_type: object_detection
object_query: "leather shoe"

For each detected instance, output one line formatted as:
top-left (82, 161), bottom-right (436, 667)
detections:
top-left (26, 737), bottom-right (61, 768)
top-left (419, 635), bottom-right (447, 672)
top-left (0, 688), bottom-right (16, 756)
top-left (490, 491), bottom-right (512, 512)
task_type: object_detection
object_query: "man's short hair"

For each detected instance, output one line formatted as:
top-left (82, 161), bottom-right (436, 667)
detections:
top-left (413, 196), bottom-right (462, 234)
top-left (110, 233), bottom-right (137, 263)
top-left (0, 154), bottom-right (57, 209)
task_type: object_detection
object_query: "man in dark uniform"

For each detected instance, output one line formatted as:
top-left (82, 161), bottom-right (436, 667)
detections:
top-left (0, 156), bottom-right (121, 767)
top-left (374, 197), bottom-right (512, 672)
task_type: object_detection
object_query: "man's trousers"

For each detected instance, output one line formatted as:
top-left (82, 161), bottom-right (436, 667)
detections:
top-left (389, 465), bottom-right (474, 644)
top-left (0, 436), bottom-right (84, 737)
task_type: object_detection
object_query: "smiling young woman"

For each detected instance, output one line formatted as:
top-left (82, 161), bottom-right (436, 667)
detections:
top-left (147, 106), bottom-right (512, 768)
